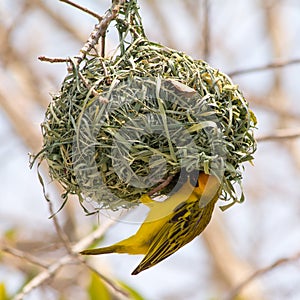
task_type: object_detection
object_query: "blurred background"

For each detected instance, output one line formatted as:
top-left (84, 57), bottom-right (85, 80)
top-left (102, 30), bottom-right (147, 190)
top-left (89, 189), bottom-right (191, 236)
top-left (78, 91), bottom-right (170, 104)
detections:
top-left (1, 0), bottom-right (300, 299)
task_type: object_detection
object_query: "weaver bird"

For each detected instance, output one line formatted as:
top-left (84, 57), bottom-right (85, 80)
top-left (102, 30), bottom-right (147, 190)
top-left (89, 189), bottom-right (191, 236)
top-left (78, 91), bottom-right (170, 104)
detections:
top-left (80, 172), bottom-right (221, 275)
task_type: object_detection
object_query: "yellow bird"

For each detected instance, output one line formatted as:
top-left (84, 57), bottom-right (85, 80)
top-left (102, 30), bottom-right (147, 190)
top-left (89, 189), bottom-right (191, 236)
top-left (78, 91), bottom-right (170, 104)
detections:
top-left (80, 172), bottom-right (221, 275)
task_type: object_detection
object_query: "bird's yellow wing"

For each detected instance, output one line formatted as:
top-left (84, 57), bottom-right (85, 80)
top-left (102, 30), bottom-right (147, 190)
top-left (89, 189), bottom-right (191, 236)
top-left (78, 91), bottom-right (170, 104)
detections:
top-left (131, 194), bottom-right (217, 275)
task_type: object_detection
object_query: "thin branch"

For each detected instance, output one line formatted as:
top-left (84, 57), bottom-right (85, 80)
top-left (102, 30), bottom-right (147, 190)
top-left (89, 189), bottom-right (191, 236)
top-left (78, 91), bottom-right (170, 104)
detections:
top-left (12, 219), bottom-right (118, 300)
top-left (78, 258), bottom-right (129, 298)
top-left (59, 0), bottom-right (103, 21)
top-left (229, 58), bottom-right (300, 77)
top-left (72, 219), bottom-right (116, 253)
top-left (48, 199), bottom-right (129, 297)
top-left (202, 0), bottom-right (210, 61)
top-left (40, 1), bottom-right (125, 65)
top-left (76, 0), bottom-right (126, 65)
top-left (32, 0), bottom-right (85, 42)
top-left (12, 254), bottom-right (73, 300)
top-left (1, 246), bottom-right (49, 269)
top-left (257, 127), bottom-right (300, 142)
top-left (227, 250), bottom-right (300, 299)
top-left (146, 0), bottom-right (176, 48)
top-left (147, 175), bottom-right (175, 196)
top-left (48, 200), bottom-right (73, 254)
top-left (38, 56), bottom-right (70, 63)
top-left (250, 95), bottom-right (300, 122)
top-left (100, 35), bottom-right (106, 58)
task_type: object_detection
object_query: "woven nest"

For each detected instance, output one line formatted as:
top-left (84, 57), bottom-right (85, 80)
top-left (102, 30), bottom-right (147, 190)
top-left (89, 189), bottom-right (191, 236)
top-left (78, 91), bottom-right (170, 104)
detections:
top-left (33, 1), bottom-right (257, 213)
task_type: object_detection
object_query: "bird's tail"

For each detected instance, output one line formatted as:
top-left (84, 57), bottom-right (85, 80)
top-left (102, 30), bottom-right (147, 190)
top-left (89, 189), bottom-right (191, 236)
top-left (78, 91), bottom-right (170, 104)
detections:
top-left (131, 265), bottom-right (142, 275)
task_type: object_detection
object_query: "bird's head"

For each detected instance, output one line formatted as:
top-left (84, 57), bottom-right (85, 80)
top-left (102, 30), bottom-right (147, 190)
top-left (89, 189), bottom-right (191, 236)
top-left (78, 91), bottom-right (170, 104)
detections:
top-left (194, 173), bottom-right (221, 199)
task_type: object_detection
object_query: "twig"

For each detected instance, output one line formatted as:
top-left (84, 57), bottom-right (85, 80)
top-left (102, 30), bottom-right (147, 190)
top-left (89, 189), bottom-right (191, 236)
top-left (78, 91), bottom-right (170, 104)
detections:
top-left (229, 58), bottom-right (300, 77)
top-left (13, 254), bottom-right (74, 300)
top-left (49, 199), bottom-right (129, 297)
top-left (38, 56), bottom-right (70, 63)
top-left (202, 0), bottom-right (210, 61)
top-left (39, 0), bottom-right (125, 64)
top-left (256, 127), bottom-right (300, 142)
top-left (227, 251), bottom-right (300, 299)
top-left (78, 258), bottom-right (129, 298)
top-left (250, 96), bottom-right (300, 122)
top-left (146, 0), bottom-right (175, 48)
top-left (76, 0), bottom-right (126, 65)
top-left (48, 200), bottom-right (73, 254)
top-left (33, 0), bottom-right (85, 42)
top-left (100, 35), bottom-right (106, 58)
top-left (12, 219), bottom-right (118, 300)
top-left (72, 219), bottom-right (116, 253)
top-left (1, 246), bottom-right (49, 269)
top-left (147, 175), bottom-right (175, 196)
top-left (59, 0), bottom-right (103, 21)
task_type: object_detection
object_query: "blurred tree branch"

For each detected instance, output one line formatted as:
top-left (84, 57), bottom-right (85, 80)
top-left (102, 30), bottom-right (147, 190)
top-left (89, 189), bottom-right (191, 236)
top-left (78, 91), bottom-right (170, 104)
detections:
top-left (257, 127), bottom-right (300, 142)
top-left (228, 250), bottom-right (300, 299)
top-left (59, 0), bottom-right (103, 21)
top-left (10, 216), bottom-right (123, 300)
top-left (229, 58), bottom-right (300, 77)
top-left (1, 246), bottom-right (49, 269)
top-left (30, 0), bottom-right (86, 41)
top-left (203, 217), bottom-right (264, 299)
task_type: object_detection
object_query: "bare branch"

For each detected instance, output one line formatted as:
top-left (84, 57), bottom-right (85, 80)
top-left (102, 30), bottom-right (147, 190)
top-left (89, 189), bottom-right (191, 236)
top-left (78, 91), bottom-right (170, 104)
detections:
top-left (32, 0), bottom-right (85, 41)
top-left (1, 246), bottom-right (49, 269)
top-left (257, 127), bottom-right (300, 142)
top-left (202, 0), bottom-right (210, 61)
top-left (227, 250), bottom-right (300, 299)
top-left (78, 258), bottom-right (130, 298)
top-left (12, 219), bottom-right (118, 300)
top-left (38, 56), bottom-right (70, 63)
top-left (59, 0), bottom-right (103, 20)
top-left (147, 175), bottom-right (175, 196)
top-left (76, 0), bottom-right (126, 64)
top-left (72, 219), bottom-right (116, 253)
top-left (48, 200), bottom-right (73, 254)
top-left (48, 198), bottom-right (129, 297)
top-left (146, 0), bottom-right (176, 48)
top-left (12, 254), bottom-right (73, 300)
top-left (229, 58), bottom-right (300, 77)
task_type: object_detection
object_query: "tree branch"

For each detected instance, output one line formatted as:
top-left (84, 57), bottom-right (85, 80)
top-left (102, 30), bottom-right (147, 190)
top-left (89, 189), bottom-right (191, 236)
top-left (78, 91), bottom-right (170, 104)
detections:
top-left (78, 258), bottom-right (130, 298)
top-left (75, 0), bottom-right (126, 64)
top-left (227, 250), bottom-right (300, 299)
top-left (59, 0), bottom-right (103, 20)
top-left (257, 127), bottom-right (300, 142)
top-left (12, 219), bottom-right (119, 300)
top-left (1, 246), bottom-right (49, 269)
top-left (229, 58), bottom-right (300, 77)
top-left (48, 200), bottom-right (73, 254)
top-left (38, 56), bottom-right (70, 63)
top-left (202, 0), bottom-right (210, 61)
top-left (147, 175), bottom-right (175, 196)
top-left (39, 0), bottom-right (126, 65)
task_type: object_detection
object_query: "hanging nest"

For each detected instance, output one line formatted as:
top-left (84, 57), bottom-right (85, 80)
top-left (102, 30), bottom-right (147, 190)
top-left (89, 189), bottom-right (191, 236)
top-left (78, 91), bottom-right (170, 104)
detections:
top-left (32, 0), bottom-right (257, 213)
